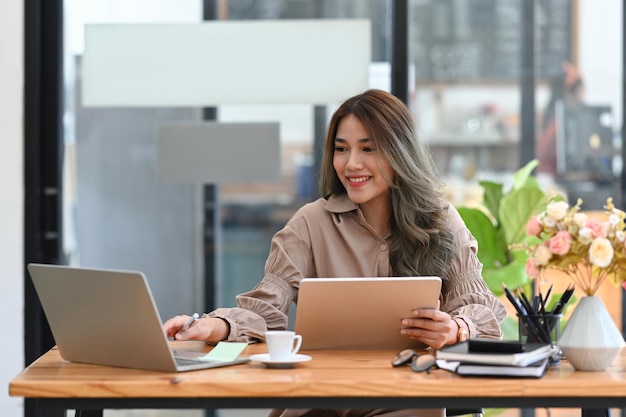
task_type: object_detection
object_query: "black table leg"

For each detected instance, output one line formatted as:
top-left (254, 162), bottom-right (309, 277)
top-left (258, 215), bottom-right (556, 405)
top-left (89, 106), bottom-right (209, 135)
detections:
top-left (74, 410), bottom-right (104, 417)
top-left (582, 409), bottom-right (610, 417)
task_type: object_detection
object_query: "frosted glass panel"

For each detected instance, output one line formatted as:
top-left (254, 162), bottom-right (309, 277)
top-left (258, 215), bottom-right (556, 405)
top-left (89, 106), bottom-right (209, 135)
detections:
top-left (83, 20), bottom-right (371, 106)
top-left (157, 122), bottom-right (280, 183)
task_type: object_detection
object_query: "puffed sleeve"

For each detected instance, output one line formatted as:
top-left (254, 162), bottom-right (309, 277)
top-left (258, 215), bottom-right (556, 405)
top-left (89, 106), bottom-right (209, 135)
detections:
top-left (206, 213), bottom-right (314, 344)
top-left (439, 205), bottom-right (508, 339)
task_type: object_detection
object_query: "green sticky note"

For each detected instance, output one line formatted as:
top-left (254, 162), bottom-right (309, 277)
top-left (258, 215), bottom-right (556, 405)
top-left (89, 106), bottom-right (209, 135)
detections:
top-left (201, 342), bottom-right (248, 362)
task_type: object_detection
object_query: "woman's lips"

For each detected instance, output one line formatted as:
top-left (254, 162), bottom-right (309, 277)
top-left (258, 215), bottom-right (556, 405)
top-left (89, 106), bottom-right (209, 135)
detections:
top-left (347, 176), bottom-right (371, 185)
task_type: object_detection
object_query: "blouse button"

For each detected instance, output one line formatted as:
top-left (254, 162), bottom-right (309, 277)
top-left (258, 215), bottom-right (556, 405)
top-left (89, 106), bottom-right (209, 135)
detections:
top-left (380, 244), bottom-right (387, 251)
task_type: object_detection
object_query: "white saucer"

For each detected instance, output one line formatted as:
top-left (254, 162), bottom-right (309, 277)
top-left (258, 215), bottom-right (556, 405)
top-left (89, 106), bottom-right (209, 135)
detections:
top-left (249, 353), bottom-right (312, 369)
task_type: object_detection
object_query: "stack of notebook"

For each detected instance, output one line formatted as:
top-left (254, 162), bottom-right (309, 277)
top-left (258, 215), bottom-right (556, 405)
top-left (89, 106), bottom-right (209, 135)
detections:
top-left (435, 339), bottom-right (559, 378)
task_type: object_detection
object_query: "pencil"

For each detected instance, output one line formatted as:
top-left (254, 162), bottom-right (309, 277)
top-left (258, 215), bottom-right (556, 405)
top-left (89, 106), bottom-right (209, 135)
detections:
top-left (553, 285), bottom-right (575, 314)
top-left (503, 284), bottom-right (545, 342)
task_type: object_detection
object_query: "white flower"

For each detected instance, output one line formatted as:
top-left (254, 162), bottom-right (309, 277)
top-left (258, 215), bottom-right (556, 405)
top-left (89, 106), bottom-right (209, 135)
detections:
top-left (589, 237), bottom-right (614, 268)
top-left (609, 213), bottom-right (621, 226)
top-left (616, 231), bottom-right (626, 242)
top-left (573, 212), bottom-right (588, 228)
top-left (578, 227), bottom-right (594, 245)
top-left (546, 201), bottom-right (569, 221)
top-left (542, 214), bottom-right (556, 228)
top-left (534, 245), bottom-right (552, 266)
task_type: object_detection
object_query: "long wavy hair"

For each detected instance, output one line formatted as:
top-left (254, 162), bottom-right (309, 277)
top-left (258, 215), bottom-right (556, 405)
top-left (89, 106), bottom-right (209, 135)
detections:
top-left (319, 89), bottom-right (454, 278)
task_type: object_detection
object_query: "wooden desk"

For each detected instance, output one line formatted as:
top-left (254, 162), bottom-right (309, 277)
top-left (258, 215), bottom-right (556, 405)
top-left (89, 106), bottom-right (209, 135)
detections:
top-left (9, 342), bottom-right (626, 416)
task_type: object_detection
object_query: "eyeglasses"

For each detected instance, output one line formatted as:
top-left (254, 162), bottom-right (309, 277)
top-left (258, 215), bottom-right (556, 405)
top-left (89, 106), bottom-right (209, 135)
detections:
top-left (391, 349), bottom-right (438, 373)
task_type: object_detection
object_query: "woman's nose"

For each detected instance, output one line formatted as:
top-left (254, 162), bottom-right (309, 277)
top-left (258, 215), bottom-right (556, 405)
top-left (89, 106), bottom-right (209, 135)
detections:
top-left (346, 151), bottom-right (363, 169)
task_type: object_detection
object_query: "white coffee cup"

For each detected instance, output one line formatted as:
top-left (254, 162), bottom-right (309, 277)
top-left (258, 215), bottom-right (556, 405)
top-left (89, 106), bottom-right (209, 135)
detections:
top-left (265, 330), bottom-right (302, 361)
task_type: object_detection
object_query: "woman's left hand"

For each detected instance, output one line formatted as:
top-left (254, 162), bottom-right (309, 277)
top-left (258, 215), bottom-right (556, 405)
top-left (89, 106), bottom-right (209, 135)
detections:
top-left (400, 308), bottom-right (457, 349)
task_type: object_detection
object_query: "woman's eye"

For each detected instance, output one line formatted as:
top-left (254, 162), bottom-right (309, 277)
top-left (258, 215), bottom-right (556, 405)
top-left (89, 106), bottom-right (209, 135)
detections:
top-left (363, 147), bottom-right (375, 153)
top-left (334, 146), bottom-right (347, 152)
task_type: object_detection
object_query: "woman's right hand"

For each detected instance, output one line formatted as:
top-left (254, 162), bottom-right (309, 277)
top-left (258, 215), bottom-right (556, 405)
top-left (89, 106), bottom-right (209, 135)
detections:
top-left (162, 315), bottom-right (229, 344)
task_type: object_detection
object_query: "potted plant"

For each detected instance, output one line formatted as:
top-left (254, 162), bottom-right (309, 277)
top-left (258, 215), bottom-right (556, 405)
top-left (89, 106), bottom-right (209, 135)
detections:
top-left (456, 159), bottom-right (553, 338)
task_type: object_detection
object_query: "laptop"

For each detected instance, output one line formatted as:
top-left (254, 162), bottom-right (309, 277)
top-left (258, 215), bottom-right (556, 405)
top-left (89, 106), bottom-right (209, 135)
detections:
top-left (294, 276), bottom-right (442, 350)
top-left (27, 263), bottom-right (249, 372)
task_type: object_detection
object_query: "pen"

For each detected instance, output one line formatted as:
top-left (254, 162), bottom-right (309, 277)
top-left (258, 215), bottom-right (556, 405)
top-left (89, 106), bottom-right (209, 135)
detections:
top-left (181, 313), bottom-right (199, 331)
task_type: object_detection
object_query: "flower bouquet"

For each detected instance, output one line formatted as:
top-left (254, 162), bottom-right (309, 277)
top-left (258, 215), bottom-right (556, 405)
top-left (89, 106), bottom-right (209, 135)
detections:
top-left (524, 197), bottom-right (626, 295)
top-left (522, 197), bottom-right (626, 371)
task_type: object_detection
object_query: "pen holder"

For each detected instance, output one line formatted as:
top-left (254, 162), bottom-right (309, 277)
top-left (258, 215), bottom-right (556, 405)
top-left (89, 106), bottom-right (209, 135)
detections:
top-left (517, 313), bottom-right (562, 365)
top-left (517, 313), bottom-right (562, 345)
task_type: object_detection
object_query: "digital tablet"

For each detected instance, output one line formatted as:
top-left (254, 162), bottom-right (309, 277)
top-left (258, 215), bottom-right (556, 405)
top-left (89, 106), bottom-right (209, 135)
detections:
top-left (294, 276), bottom-right (442, 350)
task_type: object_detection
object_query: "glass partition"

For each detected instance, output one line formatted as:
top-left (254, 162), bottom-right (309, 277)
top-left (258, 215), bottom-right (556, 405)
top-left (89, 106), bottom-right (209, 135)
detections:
top-left (408, 0), bottom-right (623, 212)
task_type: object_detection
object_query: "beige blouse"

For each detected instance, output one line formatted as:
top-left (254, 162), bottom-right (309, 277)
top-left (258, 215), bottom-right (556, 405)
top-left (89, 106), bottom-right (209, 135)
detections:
top-left (207, 193), bottom-right (507, 343)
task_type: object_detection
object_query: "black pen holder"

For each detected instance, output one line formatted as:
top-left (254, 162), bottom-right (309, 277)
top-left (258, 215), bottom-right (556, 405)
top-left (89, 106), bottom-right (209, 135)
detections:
top-left (517, 313), bottom-right (562, 346)
top-left (517, 313), bottom-right (562, 366)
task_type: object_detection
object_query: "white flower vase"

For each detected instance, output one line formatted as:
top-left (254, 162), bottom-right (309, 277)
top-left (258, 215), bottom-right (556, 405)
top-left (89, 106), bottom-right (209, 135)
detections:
top-left (558, 295), bottom-right (625, 371)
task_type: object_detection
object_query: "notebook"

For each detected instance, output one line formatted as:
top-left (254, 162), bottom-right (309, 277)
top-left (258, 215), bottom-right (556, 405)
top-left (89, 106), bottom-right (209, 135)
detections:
top-left (435, 340), bottom-right (556, 367)
top-left (294, 276), bottom-right (442, 350)
top-left (27, 263), bottom-right (249, 372)
top-left (436, 357), bottom-right (551, 378)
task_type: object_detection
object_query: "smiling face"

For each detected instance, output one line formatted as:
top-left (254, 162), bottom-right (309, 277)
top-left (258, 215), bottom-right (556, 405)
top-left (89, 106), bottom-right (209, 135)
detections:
top-left (333, 114), bottom-right (394, 215)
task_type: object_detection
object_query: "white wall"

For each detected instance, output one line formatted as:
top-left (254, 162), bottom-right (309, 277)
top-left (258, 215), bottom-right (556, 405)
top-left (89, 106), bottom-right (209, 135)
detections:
top-left (0, 0), bottom-right (24, 415)
top-left (579, 0), bottom-right (623, 127)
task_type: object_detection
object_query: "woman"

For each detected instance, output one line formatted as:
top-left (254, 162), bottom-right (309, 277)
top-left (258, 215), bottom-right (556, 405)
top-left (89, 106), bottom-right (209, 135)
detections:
top-left (164, 89), bottom-right (507, 417)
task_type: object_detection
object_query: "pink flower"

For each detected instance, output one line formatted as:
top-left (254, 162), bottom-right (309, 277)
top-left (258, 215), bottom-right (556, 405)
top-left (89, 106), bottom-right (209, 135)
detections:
top-left (585, 218), bottom-right (607, 238)
top-left (526, 216), bottom-right (543, 237)
top-left (548, 230), bottom-right (572, 256)
top-left (525, 257), bottom-right (539, 279)
top-left (523, 196), bottom-right (626, 296)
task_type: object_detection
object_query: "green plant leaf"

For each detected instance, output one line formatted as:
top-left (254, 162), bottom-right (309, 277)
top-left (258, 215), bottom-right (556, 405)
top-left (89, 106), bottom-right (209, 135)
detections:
top-left (483, 261), bottom-right (529, 296)
top-left (499, 186), bottom-right (548, 245)
top-left (500, 316), bottom-right (520, 340)
top-left (509, 247), bottom-right (529, 263)
top-left (485, 409), bottom-right (509, 417)
top-left (456, 160), bottom-right (547, 299)
top-left (457, 207), bottom-right (508, 269)
top-left (511, 159), bottom-right (539, 190)
top-left (478, 180), bottom-right (503, 221)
